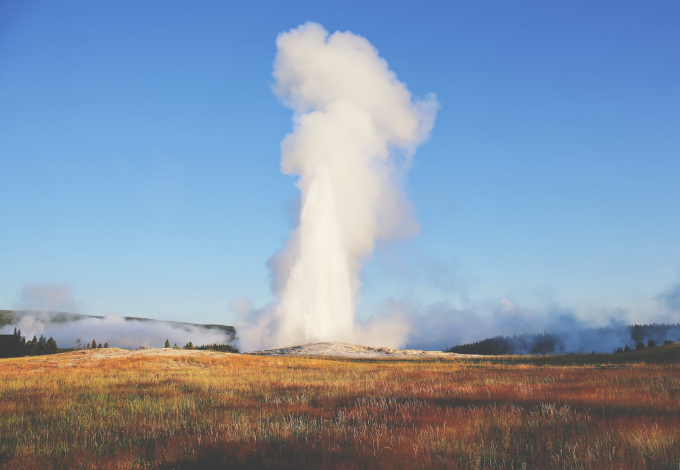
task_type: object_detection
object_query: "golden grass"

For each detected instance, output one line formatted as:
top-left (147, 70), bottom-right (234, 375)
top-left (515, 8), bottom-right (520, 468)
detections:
top-left (1, 348), bottom-right (679, 469)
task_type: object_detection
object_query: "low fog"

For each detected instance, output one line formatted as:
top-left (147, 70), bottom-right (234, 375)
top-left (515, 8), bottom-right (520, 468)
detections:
top-left (2, 283), bottom-right (232, 349)
top-left (397, 279), bottom-right (680, 353)
top-left (1, 312), bottom-right (231, 350)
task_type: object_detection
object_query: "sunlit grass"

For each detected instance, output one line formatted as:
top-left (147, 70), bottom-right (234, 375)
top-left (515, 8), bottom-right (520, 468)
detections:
top-left (1, 348), bottom-right (679, 469)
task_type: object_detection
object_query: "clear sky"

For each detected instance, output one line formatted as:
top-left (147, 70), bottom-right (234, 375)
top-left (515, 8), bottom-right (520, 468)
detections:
top-left (1, 1), bottom-right (679, 328)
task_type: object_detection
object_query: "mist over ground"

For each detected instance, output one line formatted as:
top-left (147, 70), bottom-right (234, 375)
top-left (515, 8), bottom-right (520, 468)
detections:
top-left (1, 312), bottom-right (233, 350)
top-left (1, 283), bottom-right (232, 349)
top-left (398, 279), bottom-right (680, 352)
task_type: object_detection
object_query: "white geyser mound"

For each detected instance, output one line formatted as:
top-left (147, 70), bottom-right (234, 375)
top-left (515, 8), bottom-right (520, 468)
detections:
top-left (237, 23), bottom-right (437, 351)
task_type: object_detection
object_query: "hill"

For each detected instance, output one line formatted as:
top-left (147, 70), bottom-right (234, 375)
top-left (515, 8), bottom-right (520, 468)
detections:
top-left (0, 309), bottom-right (235, 337)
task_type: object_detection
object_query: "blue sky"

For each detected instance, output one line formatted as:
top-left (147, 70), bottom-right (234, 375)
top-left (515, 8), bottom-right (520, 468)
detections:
top-left (1, 1), bottom-right (679, 328)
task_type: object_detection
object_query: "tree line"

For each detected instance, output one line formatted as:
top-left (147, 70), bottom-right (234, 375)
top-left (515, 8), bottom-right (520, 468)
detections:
top-left (154, 339), bottom-right (238, 353)
top-left (74, 338), bottom-right (109, 350)
top-left (614, 338), bottom-right (675, 353)
top-left (446, 323), bottom-right (680, 355)
top-left (0, 331), bottom-right (112, 358)
top-left (2, 328), bottom-right (59, 357)
top-left (0, 329), bottom-right (239, 358)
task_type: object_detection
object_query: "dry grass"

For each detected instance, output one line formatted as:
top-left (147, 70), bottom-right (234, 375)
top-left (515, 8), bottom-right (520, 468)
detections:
top-left (1, 347), bottom-right (679, 469)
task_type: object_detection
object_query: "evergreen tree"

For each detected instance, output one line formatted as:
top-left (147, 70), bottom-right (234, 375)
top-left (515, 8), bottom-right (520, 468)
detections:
top-left (165, 339), bottom-right (170, 348)
top-left (13, 328), bottom-right (25, 356)
top-left (104, 342), bottom-right (109, 348)
top-left (91, 339), bottom-right (97, 349)
top-left (97, 343), bottom-right (102, 348)
top-left (37, 335), bottom-right (47, 355)
top-left (630, 324), bottom-right (644, 342)
top-left (635, 341), bottom-right (646, 350)
top-left (647, 339), bottom-right (656, 348)
top-left (45, 337), bottom-right (57, 355)
top-left (26, 336), bottom-right (38, 356)
top-left (624, 344), bottom-right (630, 352)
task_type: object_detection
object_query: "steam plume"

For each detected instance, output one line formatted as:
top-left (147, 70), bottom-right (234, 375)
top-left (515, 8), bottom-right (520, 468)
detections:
top-left (237, 23), bottom-right (437, 351)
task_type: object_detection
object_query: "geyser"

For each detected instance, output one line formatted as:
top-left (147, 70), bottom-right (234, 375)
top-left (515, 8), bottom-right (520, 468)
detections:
top-left (237, 22), bottom-right (437, 351)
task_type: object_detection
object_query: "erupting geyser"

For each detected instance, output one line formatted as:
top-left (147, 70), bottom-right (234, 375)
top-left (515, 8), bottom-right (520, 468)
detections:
top-left (237, 22), bottom-right (437, 351)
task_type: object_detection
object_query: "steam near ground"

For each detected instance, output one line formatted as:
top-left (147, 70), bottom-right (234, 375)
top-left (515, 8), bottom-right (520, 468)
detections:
top-left (1, 283), bottom-right (231, 349)
top-left (236, 22), bottom-right (438, 351)
top-left (1, 312), bottom-right (230, 350)
top-left (396, 294), bottom-right (680, 353)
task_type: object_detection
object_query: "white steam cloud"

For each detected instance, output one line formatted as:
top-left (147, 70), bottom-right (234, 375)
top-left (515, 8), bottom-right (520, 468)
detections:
top-left (237, 23), bottom-right (437, 351)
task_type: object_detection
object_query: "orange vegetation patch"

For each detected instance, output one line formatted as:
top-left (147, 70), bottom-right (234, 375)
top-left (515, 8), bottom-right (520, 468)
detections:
top-left (0, 349), bottom-right (679, 469)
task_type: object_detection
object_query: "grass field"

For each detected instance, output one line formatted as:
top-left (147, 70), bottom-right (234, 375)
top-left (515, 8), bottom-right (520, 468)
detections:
top-left (1, 347), bottom-right (679, 469)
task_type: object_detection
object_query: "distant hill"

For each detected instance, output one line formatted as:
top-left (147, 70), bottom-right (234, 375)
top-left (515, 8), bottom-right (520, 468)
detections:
top-left (446, 323), bottom-right (680, 355)
top-left (0, 310), bottom-right (235, 338)
top-left (446, 333), bottom-right (565, 355)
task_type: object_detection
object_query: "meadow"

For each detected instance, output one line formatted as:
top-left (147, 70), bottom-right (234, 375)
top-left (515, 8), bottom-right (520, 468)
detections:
top-left (1, 347), bottom-right (679, 469)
